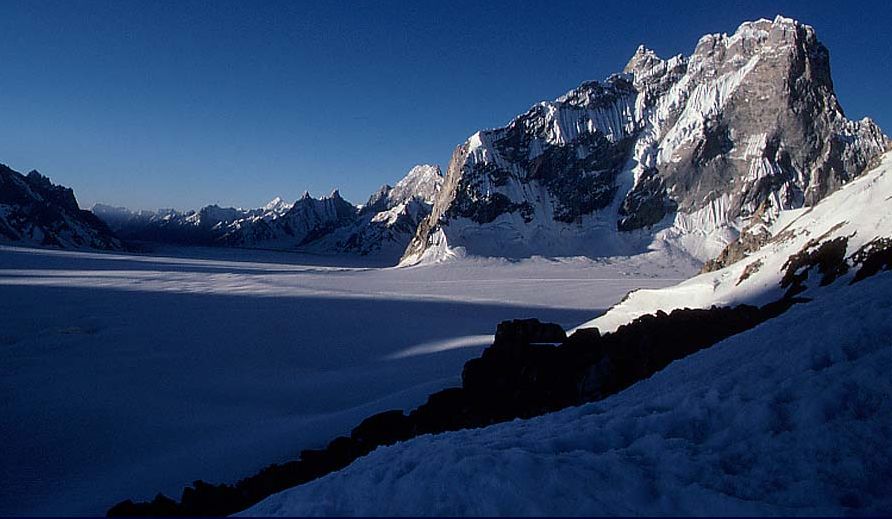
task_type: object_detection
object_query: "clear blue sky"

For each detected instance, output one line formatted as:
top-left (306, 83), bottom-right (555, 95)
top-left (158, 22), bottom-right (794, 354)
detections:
top-left (1, 0), bottom-right (889, 211)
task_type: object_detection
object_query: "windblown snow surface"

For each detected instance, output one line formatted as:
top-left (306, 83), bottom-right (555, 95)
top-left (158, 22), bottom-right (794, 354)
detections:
top-left (0, 244), bottom-right (693, 515)
top-left (243, 271), bottom-right (892, 517)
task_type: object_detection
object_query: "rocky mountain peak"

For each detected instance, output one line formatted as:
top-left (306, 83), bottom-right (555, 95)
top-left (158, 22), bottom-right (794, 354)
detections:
top-left (22, 168), bottom-right (81, 213)
top-left (26, 169), bottom-right (46, 181)
top-left (402, 16), bottom-right (889, 265)
top-left (389, 164), bottom-right (442, 206)
top-left (0, 165), bottom-right (121, 250)
top-left (364, 185), bottom-right (393, 212)
top-left (623, 45), bottom-right (664, 76)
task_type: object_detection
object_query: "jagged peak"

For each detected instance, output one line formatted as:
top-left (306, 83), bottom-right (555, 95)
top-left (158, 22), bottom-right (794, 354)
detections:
top-left (772, 14), bottom-right (799, 26)
top-left (736, 14), bottom-right (813, 36)
top-left (328, 188), bottom-right (342, 200)
top-left (25, 169), bottom-right (52, 186)
top-left (362, 184), bottom-right (393, 212)
top-left (557, 79), bottom-right (601, 101)
top-left (300, 190), bottom-right (312, 200)
top-left (695, 15), bottom-right (815, 53)
top-left (400, 164), bottom-right (442, 183)
top-left (388, 164), bottom-right (444, 207)
top-left (624, 44), bottom-right (663, 74)
top-left (262, 196), bottom-right (293, 215)
top-left (553, 75), bottom-right (635, 109)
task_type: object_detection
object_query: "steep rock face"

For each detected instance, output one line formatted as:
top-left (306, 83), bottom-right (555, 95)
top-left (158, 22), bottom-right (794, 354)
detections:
top-left (405, 78), bottom-right (643, 262)
top-left (0, 165), bottom-right (122, 250)
top-left (403, 16), bottom-right (889, 264)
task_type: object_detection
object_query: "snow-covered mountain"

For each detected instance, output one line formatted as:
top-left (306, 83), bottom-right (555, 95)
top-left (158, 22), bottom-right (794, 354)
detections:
top-left (402, 16), bottom-right (889, 264)
top-left (218, 190), bottom-right (357, 248)
top-left (93, 203), bottom-right (258, 246)
top-left (261, 196), bottom-right (294, 215)
top-left (0, 164), bottom-right (122, 250)
top-left (304, 164), bottom-right (444, 257)
top-left (94, 164), bottom-right (443, 260)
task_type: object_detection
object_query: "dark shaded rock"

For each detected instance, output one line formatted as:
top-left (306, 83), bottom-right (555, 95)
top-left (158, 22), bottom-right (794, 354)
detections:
top-left (736, 258), bottom-right (764, 285)
top-left (180, 481), bottom-right (242, 517)
top-left (850, 237), bottom-right (892, 283)
top-left (780, 236), bottom-right (849, 297)
top-left (409, 388), bottom-right (476, 434)
top-left (617, 167), bottom-right (677, 231)
top-left (493, 318), bottom-right (567, 347)
top-left (107, 494), bottom-right (179, 517)
top-left (350, 410), bottom-right (414, 448)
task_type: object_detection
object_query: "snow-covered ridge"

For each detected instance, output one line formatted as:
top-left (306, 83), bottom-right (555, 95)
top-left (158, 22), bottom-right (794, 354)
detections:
top-left (582, 150), bottom-right (892, 333)
top-left (262, 196), bottom-right (293, 216)
top-left (387, 164), bottom-right (442, 207)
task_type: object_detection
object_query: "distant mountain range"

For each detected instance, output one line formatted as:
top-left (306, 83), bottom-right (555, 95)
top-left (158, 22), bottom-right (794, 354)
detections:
top-left (92, 164), bottom-right (443, 260)
top-left (1, 16), bottom-right (889, 268)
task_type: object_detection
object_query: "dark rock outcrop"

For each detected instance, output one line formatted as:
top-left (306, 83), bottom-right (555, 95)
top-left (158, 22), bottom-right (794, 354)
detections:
top-left (109, 301), bottom-right (800, 517)
top-left (0, 164), bottom-right (122, 250)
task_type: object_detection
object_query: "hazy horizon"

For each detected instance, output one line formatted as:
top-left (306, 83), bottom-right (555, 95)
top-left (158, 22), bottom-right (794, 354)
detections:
top-left (1, 0), bottom-right (890, 212)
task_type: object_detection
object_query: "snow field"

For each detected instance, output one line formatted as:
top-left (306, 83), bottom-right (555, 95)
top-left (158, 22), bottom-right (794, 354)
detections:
top-left (0, 244), bottom-right (688, 515)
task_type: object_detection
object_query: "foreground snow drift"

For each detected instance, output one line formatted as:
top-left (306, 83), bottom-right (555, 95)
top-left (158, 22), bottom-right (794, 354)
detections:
top-left (243, 272), bottom-right (892, 516)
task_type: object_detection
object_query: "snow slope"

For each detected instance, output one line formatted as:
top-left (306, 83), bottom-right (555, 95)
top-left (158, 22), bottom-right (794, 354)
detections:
top-left (0, 244), bottom-right (691, 515)
top-left (581, 150), bottom-right (892, 333)
top-left (243, 269), bottom-right (892, 516)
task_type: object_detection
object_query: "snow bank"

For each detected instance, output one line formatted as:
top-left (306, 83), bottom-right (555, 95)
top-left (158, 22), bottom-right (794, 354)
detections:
top-left (242, 271), bottom-right (892, 516)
